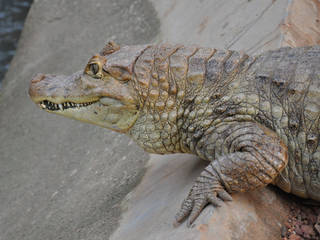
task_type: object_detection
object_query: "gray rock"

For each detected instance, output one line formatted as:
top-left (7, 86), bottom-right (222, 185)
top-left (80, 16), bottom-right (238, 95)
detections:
top-left (0, 0), bottom-right (158, 239)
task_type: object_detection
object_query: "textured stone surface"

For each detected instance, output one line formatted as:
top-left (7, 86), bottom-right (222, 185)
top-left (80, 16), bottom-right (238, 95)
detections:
top-left (281, 0), bottom-right (320, 47)
top-left (111, 154), bottom-right (291, 240)
top-left (151, 0), bottom-right (289, 54)
top-left (0, 0), bottom-right (158, 239)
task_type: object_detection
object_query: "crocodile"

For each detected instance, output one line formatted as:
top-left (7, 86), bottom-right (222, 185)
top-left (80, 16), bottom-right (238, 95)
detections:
top-left (29, 42), bottom-right (320, 227)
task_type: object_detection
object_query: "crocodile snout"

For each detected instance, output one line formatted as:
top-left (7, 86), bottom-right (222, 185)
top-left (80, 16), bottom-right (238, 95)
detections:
top-left (29, 73), bottom-right (66, 102)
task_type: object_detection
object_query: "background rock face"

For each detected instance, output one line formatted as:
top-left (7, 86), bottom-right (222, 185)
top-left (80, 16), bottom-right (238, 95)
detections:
top-left (0, 1), bottom-right (158, 239)
top-left (0, 0), bottom-right (318, 239)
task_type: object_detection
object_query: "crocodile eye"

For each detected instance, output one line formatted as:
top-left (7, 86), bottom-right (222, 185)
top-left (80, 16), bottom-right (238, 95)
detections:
top-left (89, 63), bottom-right (99, 75)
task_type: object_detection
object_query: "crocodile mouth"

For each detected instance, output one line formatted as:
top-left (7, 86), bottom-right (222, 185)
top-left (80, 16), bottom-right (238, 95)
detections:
top-left (39, 100), bottom-right (97, 111)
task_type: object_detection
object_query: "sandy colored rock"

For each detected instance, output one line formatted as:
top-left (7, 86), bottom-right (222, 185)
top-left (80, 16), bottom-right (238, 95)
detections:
top-left (111, 154), bottom-right (292, 240)
top-left (281, 0), bottom-right (320, 47)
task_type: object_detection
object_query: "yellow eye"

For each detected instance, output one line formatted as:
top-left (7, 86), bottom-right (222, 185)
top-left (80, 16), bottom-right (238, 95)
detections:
top-left (89, 63), bottom-right (99, 75)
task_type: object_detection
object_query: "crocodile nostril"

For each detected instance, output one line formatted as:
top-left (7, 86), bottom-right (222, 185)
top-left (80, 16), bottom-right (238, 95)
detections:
top-left (31, 73), bottom-right (46, 83)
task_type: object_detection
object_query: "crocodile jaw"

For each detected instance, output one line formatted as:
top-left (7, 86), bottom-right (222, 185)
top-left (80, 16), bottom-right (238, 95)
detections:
top-left (29, 72), bottom-right (139, 133)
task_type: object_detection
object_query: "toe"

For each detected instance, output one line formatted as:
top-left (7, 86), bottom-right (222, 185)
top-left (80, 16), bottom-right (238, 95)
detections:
top-left (207, 194), bottom-right (223, 207)
top-left (187, 198), bottom-right (207, 227)
top-left (217, 190), bottom-right (233, 201)
top-left (174, 198), bottom-right (193, 225)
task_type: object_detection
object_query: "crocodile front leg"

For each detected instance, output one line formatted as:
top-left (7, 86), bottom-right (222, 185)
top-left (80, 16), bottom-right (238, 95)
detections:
top-left (174, 122), bottom-right (288, 227)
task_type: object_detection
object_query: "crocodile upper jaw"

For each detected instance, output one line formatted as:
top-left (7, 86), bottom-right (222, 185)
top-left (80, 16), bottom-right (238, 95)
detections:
top-left (29, 73), bottom-right (139, 133)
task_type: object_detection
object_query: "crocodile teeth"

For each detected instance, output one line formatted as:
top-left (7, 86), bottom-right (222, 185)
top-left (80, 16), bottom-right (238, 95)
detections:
top-left (39, 100), bottom-right (97, 111)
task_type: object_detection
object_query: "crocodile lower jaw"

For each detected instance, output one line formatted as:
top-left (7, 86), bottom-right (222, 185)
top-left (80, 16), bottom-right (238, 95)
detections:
top-left (39, 100), bottom-right (98, 111)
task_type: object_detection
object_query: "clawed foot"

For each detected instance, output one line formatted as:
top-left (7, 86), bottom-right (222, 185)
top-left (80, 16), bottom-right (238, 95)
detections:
top-left (173, 169), bottom-right (232, 227)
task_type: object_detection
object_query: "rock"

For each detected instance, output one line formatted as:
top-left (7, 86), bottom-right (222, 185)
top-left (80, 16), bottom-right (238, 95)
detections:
top-left (110, 155), bottom-right (291, 240)
top-left (0, 0), bottom-right (158, 239)
top-left (315, 223), bottom-right (320, 235)
top-left (281, 226), bottom-right (288, 238)
top-left (284, 202), bottom-right (320, 240)
top-left (301, 224), bottom-right (315, 237)
top-left (281, 0), bottom-right (320, 47)
top-left (288, 234), bottom-right (302, 240)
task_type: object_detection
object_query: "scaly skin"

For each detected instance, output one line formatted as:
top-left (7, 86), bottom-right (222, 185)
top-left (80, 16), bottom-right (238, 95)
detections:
top-left (29, 42), bottom-right (320, 227)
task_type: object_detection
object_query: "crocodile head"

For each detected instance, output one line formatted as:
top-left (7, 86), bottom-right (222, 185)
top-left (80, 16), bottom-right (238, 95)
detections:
top-left (29, 42), bottom-right (149, 133)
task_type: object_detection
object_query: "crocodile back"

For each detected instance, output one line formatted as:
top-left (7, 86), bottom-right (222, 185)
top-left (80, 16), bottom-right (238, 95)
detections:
top-left (246, 46), bottom-right (320, 200)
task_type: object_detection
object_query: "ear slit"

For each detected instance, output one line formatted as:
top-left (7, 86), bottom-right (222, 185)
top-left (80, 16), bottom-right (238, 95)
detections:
top-left (102, 69), bottom-right (111, 75)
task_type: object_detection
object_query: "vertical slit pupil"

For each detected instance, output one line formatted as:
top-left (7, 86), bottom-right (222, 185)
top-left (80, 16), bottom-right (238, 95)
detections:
top-left (90, 63), bottom-right (99, 75)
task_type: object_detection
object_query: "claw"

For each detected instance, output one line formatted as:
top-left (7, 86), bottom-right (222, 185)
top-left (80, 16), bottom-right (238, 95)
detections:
top-left (187, 199), bottom-right (207, 227)
top-left (174, 198), bottom-right (193, 226)
top-left (174, 171), bottom-right (232, 226)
